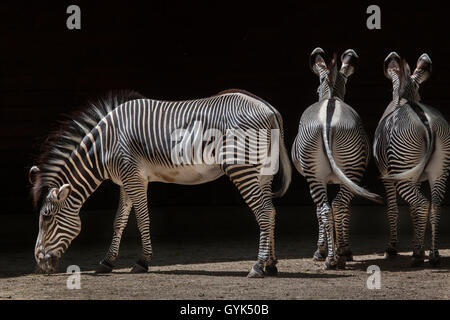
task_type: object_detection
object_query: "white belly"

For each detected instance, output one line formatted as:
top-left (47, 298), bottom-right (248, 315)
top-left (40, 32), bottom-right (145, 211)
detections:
top-left (144, 164), bottom-right (224, 185)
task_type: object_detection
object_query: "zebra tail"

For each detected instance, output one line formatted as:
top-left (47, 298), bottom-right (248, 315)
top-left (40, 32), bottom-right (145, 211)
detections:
top-left (322, 100), bottom-right (384, 204)
top-left (271, 113), bottom-right (292, 198)
top-left (382, 104), bottom-right (434, 182)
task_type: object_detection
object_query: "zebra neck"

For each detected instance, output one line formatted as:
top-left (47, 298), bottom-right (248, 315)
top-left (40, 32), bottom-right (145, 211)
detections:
top-left (332, 73), bottom-right (347, 100)
top-left (61, 129), bottom-right (107, 203)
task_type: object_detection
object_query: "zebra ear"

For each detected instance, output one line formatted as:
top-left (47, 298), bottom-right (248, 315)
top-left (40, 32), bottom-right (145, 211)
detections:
top-left (52, 184), bottom-right (71, 202)
top-left (384, 52), bottom-right (401, 80)
top-left (412, 53), bottom-right (432, 84)
top-left (29, 166), bottom-right (40, 185)
top-left (340, 49), bottom-right (358, 77)
top-left (310, 47), bottom-right (328, 76)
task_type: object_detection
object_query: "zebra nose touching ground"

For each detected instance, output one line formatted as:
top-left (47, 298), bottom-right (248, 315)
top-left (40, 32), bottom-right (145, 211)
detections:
top-left (291, 48), bottom-right (383, 270)
top-left (373, 52), bottom-right (450, 267)
top-left (29, 89), bottom-right (292, 278)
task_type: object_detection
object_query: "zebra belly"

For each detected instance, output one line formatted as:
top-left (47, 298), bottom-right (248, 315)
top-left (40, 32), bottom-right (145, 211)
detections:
top-left (143, 164), bottom-right (224, 185)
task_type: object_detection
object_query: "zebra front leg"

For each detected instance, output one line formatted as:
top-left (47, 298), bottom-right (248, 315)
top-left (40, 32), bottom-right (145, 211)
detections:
top-left (96, 187), bottom-right (133, 273)
top-left (384, 181), bottom-right (399, 258)
top-left (123, 178), bottom-right (152, 273)
top-left (397, 181), bottom-right (429, 267)
top-left (429, 175), bottom-right (447, 267)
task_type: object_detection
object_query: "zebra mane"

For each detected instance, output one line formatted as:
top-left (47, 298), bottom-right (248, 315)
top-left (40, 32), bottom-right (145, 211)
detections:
top-left (327, 53), bottom-right (338, 85)
top-left (398, 59), bottom-right (421, 102)
top-left (31, 90), bottom-right (145, 208)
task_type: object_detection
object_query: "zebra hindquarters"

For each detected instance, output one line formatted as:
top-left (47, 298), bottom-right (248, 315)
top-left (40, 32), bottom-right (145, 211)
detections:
top-left (223, 163), bottom-right (277, 278)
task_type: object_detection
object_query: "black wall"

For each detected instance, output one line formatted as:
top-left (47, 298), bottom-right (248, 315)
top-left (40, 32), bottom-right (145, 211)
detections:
top-left (1, 0), bottom-right (450, 216)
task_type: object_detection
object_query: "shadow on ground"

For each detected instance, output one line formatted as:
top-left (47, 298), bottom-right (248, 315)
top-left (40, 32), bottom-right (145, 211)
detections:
top-left (2, 235), bottom-right (449, 278)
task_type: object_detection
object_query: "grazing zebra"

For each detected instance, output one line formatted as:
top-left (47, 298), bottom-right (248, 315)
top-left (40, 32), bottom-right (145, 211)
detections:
top-left (374, 52), bottom-right (450, 267)
top-left (291, 48), bottom-right (383, 269)
top-left (29, 89), bottom-right (292, 278)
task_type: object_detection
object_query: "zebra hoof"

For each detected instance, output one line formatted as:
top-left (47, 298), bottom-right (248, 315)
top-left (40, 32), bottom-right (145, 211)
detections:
top-left (324, 258), bottom-right (337, 270)
top-left (247, 264), bottom-right (264, 278)
top-left (343, 250), bottom-right (353, 261)
top-left (411, 256), bottom-right (424, 268)
top-left (429, 255), bottom-right (441, 267)
top-left (265, 265), bottom-right (278, 277)
top-left (130, 259), bottom-right (148, 273)
top-left (95, 260), bottom-right (113, 273)
top-left (313, 249), bottom-right (326, 261)
top-left (385, 247), bottom-right (398, 259)
top-left (336, 256), bottom-right (347, 269)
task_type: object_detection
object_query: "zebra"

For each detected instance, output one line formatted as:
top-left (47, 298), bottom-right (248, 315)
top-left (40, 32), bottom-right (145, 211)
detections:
top-left (374, 52), bottom-right (450, 267)
top-left (291, 48), bottom-right (383, 269)
top-left (29, 89), bottom-right (292, 278)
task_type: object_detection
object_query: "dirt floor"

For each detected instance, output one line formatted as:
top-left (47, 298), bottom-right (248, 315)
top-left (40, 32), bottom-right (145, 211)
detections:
top-left (1, 235), bottom-right (449, 300)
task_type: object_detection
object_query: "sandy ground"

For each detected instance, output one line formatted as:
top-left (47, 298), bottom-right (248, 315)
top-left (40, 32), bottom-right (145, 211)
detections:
top-left (0, 235), bottom-right (449, 300)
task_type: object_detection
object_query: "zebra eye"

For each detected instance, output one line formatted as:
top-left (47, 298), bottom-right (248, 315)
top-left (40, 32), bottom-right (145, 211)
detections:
top-left (42, 212), bottom-right (52, 220)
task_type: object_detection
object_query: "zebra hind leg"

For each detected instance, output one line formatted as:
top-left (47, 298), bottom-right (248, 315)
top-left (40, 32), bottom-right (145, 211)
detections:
top-left (96, 187), bottom-right (133, 273)
top-left (225, 165), bottom-right (274, 278)
top-left (429, 174), bottom-right (448, 267)
top-left (384, 181), bottom-right (399, 258)
top-left (307, 181), bottom-right (336, 269)
top-left (396, 181), bottom-right (429, 267)
top-left (320, 202), bottom-right (337, 270)
top-left (332, 185), bottom-right (355, 269)
top-left (308, 181), bottom-right (336, 269)
top-left (264, 203), bottom-right (279, 277)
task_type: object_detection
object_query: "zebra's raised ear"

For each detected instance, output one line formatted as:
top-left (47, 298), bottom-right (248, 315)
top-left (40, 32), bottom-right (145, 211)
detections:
top-left (411, 53), bottom-right (432, 84)
top-left (310, 47), bottom-right (328, 77)
top-left (384, 52), bottom-right (401, 80)
top-left (29, 166), bottom-right (40, 185)
top-left (50, 184), bottom-right (71, 202)
top-left (340, 49), bottom-right (358, 77)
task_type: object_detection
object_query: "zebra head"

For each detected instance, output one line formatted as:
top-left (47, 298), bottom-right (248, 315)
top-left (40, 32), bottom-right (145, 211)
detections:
top-left (310, 47), bottom-right (359, 100)
top-left (384, 52), bottom-right (432, 104)
top-left (30, 166), bottom-right (81, 273)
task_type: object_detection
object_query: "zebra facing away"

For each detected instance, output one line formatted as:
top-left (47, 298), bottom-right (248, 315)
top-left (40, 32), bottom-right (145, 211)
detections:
top-left (29, 90), bottom-right (292, 278)
top-left (291, 48), bottom-right (383, 269)
top-left (374, 52), bottom-right (450, 267)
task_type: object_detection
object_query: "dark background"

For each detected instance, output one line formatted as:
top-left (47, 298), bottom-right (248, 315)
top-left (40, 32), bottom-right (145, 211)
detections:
top-left (0, 1), bottom-right (449, 243)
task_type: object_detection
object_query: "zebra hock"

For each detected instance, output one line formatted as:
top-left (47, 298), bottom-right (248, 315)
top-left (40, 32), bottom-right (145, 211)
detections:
top-left (374, 52), bottom-right (450, 267)
top-left (29, 90), bottom-right (292, 278)
top-left (292, 48), bottom-right (383, 270)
